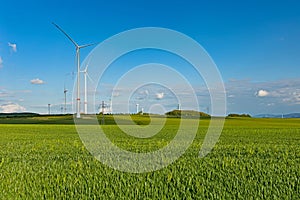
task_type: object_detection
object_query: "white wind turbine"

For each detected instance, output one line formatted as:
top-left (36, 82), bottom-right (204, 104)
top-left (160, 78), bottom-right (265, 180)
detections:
top-left (52, 22), bottom-right (96, 118)
top-left (81, 60), bottom-right (93, 114)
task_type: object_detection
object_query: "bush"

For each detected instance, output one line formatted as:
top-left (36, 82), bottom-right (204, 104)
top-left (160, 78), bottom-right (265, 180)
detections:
top-left (227, 113), bottom-right (251, 118)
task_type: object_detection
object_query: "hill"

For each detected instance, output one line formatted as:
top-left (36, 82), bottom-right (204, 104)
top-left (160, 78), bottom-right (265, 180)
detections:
top-left (254, 113), bottom-right (300, 118)
top-left (165, 110), bottom-right (210, 118)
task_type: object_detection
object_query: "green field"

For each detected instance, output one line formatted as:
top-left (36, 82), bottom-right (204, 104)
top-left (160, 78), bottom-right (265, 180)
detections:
top-left (0, 116), bottom-right (299, 199)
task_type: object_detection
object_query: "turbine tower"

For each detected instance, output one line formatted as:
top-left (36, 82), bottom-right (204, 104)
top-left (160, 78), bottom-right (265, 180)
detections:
top-left (80, 60), bottom-right (92, 115)
top-left (52, 22), bottom-right (95, 118)
top-left (177, 103), bottom-right (181, 110)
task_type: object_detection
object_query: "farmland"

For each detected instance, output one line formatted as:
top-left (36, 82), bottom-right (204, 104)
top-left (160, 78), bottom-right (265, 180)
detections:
top-left (0, 116), bottom-right (299, 199)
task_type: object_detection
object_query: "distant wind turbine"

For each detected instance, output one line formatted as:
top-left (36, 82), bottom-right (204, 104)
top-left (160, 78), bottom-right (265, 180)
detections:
top-left (52, 22), bottom-right (96, 118)
top-left (64, 85), bottom-right (68, 114)
top-left (48, 104), bottom-right (51, 115)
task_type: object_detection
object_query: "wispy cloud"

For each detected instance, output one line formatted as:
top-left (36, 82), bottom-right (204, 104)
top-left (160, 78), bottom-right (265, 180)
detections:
top-left (95, 78), bottom-right (299, 114)
top-left (0, 89), bottom-right (31, 99)
top-left (282, 91), bottom-right (300, 105)
top-left (0, 103), bottom-right (26, 113)
top-left (8, 42), bottom-right (17, 52)
top-left (112, 90), bottom-right (120, 97)
top-left (0, 90), bottom-right (10, 98)
top-left (30, 78), bottom-right (45, 85)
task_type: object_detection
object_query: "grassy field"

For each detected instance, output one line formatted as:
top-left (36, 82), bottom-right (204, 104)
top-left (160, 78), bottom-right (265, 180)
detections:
top-left (0, 116), bottom-right (299, 199)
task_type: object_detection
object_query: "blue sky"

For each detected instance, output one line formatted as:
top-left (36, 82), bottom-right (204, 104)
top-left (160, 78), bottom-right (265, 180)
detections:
top-left (0, 0), bottom-right (299, 115)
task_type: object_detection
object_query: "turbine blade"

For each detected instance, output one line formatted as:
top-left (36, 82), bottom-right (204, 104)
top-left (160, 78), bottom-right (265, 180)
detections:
top-left (85, 57), bottom-right (92, 71)
top-left (86, 72), bottom-right (94, 82)
top-left (79, 42), bottom-right (97, 49)
top-left (52, 22), bottom-right (78, 47)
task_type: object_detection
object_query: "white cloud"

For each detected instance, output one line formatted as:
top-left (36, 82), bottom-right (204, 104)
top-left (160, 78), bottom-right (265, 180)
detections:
top-left (155, 92), bottom-right (164, 100)
top-left (8, 42), bottom-right (17, 52)
top-left (0, 103), bottom-right (26, 113)
top-left (30, 78), bottom-right (45, 85)
top-left (256, 90), bottom-right (269, 97)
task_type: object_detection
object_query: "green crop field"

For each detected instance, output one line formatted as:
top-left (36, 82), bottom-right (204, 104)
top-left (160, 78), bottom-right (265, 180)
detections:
top-left (0, 116), bottom-right (299, 199)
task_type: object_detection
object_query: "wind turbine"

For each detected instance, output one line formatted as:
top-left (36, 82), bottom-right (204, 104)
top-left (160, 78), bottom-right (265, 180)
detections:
top-left (52, 22), bottom-right (95, 118)
top-left (48, 104), bottom-right (51, 115)
top-left (64, 85), bottom-right (68, 114)
top-left (80, 60), bottom-right (93, 114)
